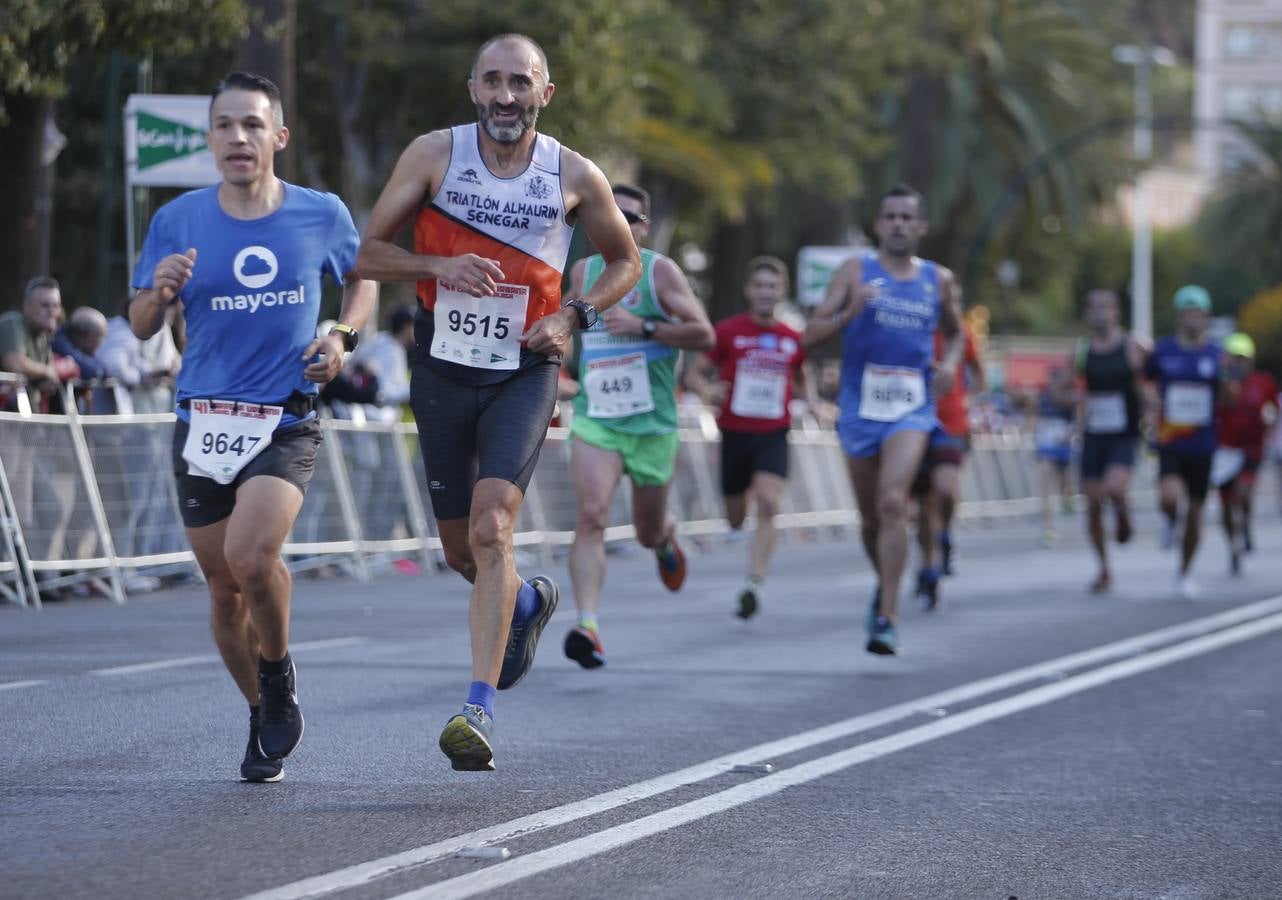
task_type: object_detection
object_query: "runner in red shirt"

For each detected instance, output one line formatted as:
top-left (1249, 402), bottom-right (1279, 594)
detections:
top-left (911, 325), bottom-right (985, 609)
top-left (1215, 333), bottom-right (1278, 572)
top-left (686, 256), bottom-right (813, 620)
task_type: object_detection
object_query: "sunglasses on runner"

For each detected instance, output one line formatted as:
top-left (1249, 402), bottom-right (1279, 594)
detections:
top-left (621, 210), bottom-right (649, 225)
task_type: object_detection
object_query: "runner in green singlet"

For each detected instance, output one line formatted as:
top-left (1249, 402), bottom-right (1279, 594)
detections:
top-left (562, 184), bottom-right (715, 668)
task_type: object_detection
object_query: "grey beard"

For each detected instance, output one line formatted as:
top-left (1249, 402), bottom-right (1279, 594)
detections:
top-left (478, 104), bottom-right (539, 144)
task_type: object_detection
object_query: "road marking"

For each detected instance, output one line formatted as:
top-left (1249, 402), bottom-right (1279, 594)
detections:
top-left (396, 611), bottom-right (1282, 900)
top-left (0, 680), bottom-right (46, 692)
top-left (86, 637), bottom-right (370, 677)
top-left (242, 595), bottom-right (1282, 900)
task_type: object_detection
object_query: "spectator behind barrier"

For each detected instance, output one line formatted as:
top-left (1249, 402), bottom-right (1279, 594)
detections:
top-left (97, 303), bottom-right (181, 414)
top-left (0, 276), bottom-right (64, 410)
top-left (349, 305), bottom-right (414, 410)
top-left (52, 307), bottom-right (109, 382)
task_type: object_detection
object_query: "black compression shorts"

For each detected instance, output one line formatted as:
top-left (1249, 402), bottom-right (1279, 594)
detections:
top-left (409, 357), bottom-right (558, 520)
top-left (719, 427), bottom-right (790, 497)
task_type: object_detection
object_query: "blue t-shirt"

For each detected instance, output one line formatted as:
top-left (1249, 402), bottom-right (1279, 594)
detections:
top-left (1144, 336), bottom-right (1221, 454)
top-left (838, 252), bottom-right (940, 424)
top-left (132, 182), bottom-right (359, 426)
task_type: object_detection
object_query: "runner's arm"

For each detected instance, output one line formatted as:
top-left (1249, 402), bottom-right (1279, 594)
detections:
top-left (521, 153), bottom-right (640, 356)
top-left (931, 270), bottom-right (965, 395)
top-left (936, 270), bottom-right (965, 373)
top-left (564, 153), bottom-right (642, 318)
top-left (355, 133), bottom-right (505, 296)
top-left (131, 247), bottom-right (197, 339)
top-left (803, 258), bottom-right (865, 347)
top-left (682, 350), bottom-right (713, 395)
top-left (302, 273), bottom-right (379, 384)
top-left (794, 360), bottom-right (821, 408)
top-left (617, 257), bottom-right (714, 352)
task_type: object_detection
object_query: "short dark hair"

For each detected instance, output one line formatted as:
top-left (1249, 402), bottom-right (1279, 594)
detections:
top-left (389, 305), bottom-right (416, 334)
top-left (211, 71), bottom-right (284, 127)
top-left (612, 183), bottom-right (651, 216)
top-left (24, 276), bottom-right (59, 299)
top-left (472, 34), bottom-right (551, 84)
top-left (746, 255), bottom-right (788, 285)
top-left (878, 183), bottom-right (925, 216)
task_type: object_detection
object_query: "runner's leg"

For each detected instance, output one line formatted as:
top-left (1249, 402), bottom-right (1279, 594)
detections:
top-left (1084, 479), bottom-right (1109, 590)
top-left (848, 455), bottom-right (881, 583)
top-left (872, 428), bottom-right (930, 623)
top-left (223, 475), bottom-right (304, 662)
top-left (467, 478), bottom-right (525, 686)
top-left (189, 518), bottom-right (257, 704)
top-left (568, 437), bottom-right (624, 622)
top-left (746, 471), bottom-right (786, 581)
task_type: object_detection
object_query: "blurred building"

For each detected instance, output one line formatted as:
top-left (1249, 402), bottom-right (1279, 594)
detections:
top-left (1115, 164), bottom-right (1211, 229)
top-left (1195, 0), bottom-right (1282, 174)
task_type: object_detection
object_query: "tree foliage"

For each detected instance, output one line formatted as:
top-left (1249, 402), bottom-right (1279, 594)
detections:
top-left (1194, 122), bottom-right (1282, 309)
top-left (5, 0), bottom-right (1214, 334)
top-left (1237, 284), bottom-right (1282, 379)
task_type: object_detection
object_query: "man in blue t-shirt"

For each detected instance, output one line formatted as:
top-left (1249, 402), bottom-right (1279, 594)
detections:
top-left (804, 185), bottom-right (965, 656)
top-left (1144, 285), bottom-right (1221, 600)
top-left (129, 72), bottom-right (376, 782)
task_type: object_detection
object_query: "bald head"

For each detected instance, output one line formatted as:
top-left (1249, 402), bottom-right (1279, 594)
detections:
top-left (67, 306), bottom-right (108, 355)
top-left (471, 34), bottom-right (550, 86)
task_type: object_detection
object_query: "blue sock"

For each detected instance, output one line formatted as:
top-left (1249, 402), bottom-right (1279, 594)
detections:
top-left (466, 681), bottom-right (496, 718)
top-left (940, 531), bottom-right (952, 547)
top-left (511, 579), bottom-right (539, 626)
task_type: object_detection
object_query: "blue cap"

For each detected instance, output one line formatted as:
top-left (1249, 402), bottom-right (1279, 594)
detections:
top-left (1172, 285), bottom-right (1212, 312)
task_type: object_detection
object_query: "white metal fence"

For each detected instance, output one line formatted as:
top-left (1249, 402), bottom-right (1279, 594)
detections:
top-left (0, 392), bottom-right (1121, 609)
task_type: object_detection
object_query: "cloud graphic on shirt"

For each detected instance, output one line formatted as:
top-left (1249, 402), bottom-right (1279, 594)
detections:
top-left (233, 245), bottom-right (278, 289)
top-left (241, 254), bottom-right (273, 277)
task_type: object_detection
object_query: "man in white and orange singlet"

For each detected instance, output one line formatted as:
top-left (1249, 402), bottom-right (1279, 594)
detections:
top-left (357, 34), bottom-right (640, 772)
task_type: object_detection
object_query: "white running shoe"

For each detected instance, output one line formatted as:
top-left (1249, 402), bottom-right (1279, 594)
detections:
top-left (1176, 575), bottom-right (1199, 600)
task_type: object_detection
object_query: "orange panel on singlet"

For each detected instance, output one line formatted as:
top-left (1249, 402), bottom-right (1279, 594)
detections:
top-left (414, 206), bottom-right (563, 330)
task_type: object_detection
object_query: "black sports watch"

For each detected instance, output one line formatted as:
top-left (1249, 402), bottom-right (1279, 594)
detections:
top-left (641, 319), bottom-right (658, 339)
top-left (565, 298), bottom-right (599, 330)
top-left (329, 323), bottom-right (360, 352)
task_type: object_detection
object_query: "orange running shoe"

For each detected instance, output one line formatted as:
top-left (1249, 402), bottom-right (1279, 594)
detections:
top-left (656, 539), bottom-right (687, 592)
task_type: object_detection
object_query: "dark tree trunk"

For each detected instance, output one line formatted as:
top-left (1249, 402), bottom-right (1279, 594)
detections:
top-left (0, 92), bottom-right (53, 312)
top-left (708, 213), bottom-right (765, 323)
top-left (236, 0), bottom-right (297, 181)
top-left (899, 75), bottom-right (937, 202)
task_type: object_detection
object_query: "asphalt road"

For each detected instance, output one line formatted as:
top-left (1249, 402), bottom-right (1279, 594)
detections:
top-left (3, 506), bottom-right (1281, 900)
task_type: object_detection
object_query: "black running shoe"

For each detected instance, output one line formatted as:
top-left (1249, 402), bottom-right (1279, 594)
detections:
top-left (866, 616), bottom-right (901, 656)
top-left (564, 625), bottom-right (605, 669)
top-left (940, 533), bottom-right (955, 576)
top-left (498, 575), bottom-right (559, 690)
top-left (735, 582), bottom-right (761, 620)
top-left (257, 656), bottom-right (304, 760)
top-left (240, 710), bottom-right (283, 783)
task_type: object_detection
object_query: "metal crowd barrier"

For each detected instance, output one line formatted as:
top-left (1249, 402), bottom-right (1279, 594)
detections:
top-left (0, 395), bottom-right (1140, 609)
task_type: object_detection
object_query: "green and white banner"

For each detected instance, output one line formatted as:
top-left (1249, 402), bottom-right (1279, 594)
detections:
top-left (795, 245), bottom-right (861, 307)
top-left (124, 95), bottom-right (219, 187)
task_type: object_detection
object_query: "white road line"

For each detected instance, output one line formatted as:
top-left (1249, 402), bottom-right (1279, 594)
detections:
top-left (241, 594), bottom-right (1282, 900)
top-left (398, 611), bottom-right (1282, 900)
top-left (87, 637), bottom-right (370, 677)
top-left (0, 680), bottom-right (46, 692)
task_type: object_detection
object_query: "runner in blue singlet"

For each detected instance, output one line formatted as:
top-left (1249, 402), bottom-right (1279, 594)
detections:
top-left (130, 73), bottom-right (376, 783)
top-left (804, 185), bottom-right (965, 656)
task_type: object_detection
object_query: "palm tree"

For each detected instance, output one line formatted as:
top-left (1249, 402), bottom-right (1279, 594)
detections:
top-left (872, 0), bottom-right (1128, 274)
top-left (1196, 122), bottom-right (1282, 293)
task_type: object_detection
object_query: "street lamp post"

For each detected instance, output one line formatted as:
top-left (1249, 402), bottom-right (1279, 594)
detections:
top-left (1113, 44), bottom-right (1176, 343)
